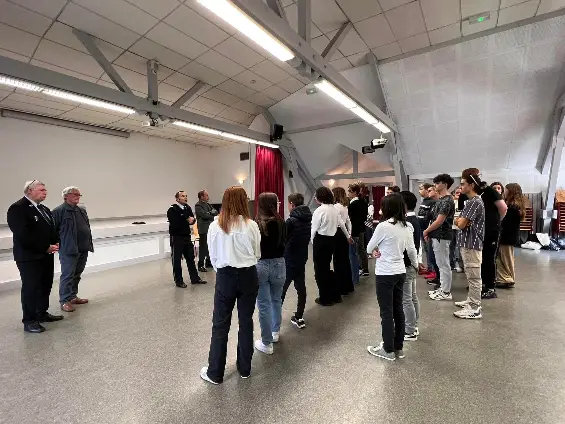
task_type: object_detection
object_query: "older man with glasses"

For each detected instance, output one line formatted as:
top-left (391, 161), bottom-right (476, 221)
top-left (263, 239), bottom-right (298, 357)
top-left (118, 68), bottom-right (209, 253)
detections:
top-left (52, 187), bottom-right (94, 312)
top-left (7, 180), bottom-right (63, 333)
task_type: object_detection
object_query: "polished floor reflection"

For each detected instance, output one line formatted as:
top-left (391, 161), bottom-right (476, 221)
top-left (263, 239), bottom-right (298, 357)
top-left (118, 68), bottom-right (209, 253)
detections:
top-left (0, 249), bottom-right (564, 424)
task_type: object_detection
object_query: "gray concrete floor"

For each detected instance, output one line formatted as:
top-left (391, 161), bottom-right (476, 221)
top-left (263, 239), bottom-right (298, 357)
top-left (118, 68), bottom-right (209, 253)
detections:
top-left (0, 249), bottom-right (564, 424)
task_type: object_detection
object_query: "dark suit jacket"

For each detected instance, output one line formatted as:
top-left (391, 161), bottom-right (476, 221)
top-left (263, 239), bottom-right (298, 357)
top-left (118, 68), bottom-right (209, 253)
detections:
top-left (167, 203), bottom-right (194, 238)
top-left (7, 197), bottom-right (58, 262)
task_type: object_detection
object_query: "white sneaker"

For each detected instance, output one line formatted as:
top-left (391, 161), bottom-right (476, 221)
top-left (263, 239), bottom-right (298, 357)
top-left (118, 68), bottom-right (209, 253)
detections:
top-left (454, 299), bottom-right (469, 308)
top-left (455, 266), bottom-right (463, 273)
top-left (429, 290), bottom-right (452, 301)
top-left (254, 340), bottom-right (273, 355)
top-left (272, 332), bottom-right (280, 343)
top-left (428, 288), bottom-right (439, 295)
top-left (200, 367), bottom-right (219, 385)
top-left (414, 327), bottom-right (419, 336)
top-left (454, 305), bottom-right (482, 319)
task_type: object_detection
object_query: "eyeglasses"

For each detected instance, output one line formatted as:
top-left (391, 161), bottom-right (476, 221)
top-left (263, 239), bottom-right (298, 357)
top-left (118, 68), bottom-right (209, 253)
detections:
top-left (69, 193), bottom-right (82, 197)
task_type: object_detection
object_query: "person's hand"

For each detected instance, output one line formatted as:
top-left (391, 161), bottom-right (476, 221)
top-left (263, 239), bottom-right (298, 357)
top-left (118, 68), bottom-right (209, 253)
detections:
top-left (348, 237), bottom-right (354, 245)
top-left (372, 249), bottom-right (381, 259)
top-left (418, 263), bottom-right (427, 274)
top-left (47, 245), bottom-right (59, 254)
top-left (188, 217), bottom-right (195, 224)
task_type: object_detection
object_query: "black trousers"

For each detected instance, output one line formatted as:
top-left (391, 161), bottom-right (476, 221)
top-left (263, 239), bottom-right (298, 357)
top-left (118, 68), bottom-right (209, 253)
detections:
top-left (17, 255), bottom-right (54, 324)
top-left (170, 236), bottom-right (200, 284)
top-left (482, 230), bottom-right (501, 291)
top-left (207, 266), bottom-right (258, 383)
top-left (376, 273), bottom-right (406, 353)
top-left (334, 229), bottom-right (354, 295)
top-left (313, 234), bottom-right (338, 304)
top-left (282, 263), bottom-right (306, 319)
top-left (198, 233), bottom-right (212, 267)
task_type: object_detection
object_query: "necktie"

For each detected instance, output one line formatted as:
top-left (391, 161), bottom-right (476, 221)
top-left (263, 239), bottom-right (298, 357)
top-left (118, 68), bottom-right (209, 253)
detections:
top-left (37, 204), bottom-right (52, 225)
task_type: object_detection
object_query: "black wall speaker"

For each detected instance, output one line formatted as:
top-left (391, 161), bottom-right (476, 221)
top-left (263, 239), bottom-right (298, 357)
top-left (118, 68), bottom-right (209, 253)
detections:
top-left (270, 124), bottom-right (284, 141)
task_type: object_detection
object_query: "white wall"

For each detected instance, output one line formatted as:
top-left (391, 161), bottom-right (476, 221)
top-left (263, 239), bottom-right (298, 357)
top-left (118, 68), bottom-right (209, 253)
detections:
top-left (0, 118), bottom-right (212, 223)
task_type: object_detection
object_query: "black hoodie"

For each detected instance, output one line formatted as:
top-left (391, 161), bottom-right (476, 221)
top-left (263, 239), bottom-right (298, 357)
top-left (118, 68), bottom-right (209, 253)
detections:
top-left (284, 205), bottom-right (312, 267)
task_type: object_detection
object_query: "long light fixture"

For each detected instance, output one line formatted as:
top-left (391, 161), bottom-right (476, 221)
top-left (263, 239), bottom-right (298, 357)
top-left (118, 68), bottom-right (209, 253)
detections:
top-left (197, 0), bottom-right (295, 62)
top-left (173, 120), bottom-right (279, 149)
top-left (0, 75), bottom-right (135, 114)
top-left (314, 79), bottom-right (391, 134)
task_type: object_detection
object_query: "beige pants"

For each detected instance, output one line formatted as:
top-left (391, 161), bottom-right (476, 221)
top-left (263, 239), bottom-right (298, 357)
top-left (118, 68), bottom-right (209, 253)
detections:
top-left (496, 245), bottom-right (515, 284)
top-left (460, 248), bottom-right (482, 309)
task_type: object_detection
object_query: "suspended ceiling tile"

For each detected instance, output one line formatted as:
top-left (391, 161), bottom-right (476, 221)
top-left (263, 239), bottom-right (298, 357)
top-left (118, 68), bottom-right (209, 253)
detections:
top-left (461, 0), bottom-right (499, 19)
top-left (195, 50), bottom-right (245, 77)
top-left (0, 0), bottom-right (52, 37)
top-left (262, 85), bottom-right (290, 102)
top-left (372, 42), bottom-right (402, 59)
top-left (161, 72), bottom-right (198, 90)
top-left (329, 57), bottom-right (353, 71)
top-left (125, 0), bottom-right (180, 19)
top-left (346, 51), bottom-right (370, 66)
top-left (73, 0), bottom-right (158, 35)
top-left (189, 96), bottom-right (229, 115)
top-left (201, 88), bottom-right (241, 106)
top-left (214, 37), bottom-right (265, 68)
top-left (277, 76), bottom-right (305, 93)
top-left (378, 0), bottom-right (413, 12)
top-left (385, 1), bottom-right (427, 40)
top-left (58, 3), bottom-right (140, 49)
top-left (249, 60), bottom-right (292, 84)
top-left (284, 2), bottom-right (323, 37)
top-left (421, 0), bottom-right (460, 31)
top-left (336, 0), bottom-right (382, 23)
top-left (183, 106), bottom-right (217, 118)
top-left (101, 65), bottom-right (149, 93)
top-left (246, 92), bottom-right (276, 107)
top-left (128, 38), bottom-right (190, 70)
top-left (428, 23), bottom-right (462, 45)
top-left (146, 23), bottom-right (209, 60)
top-left (354, 14), bottom-right (396, 48)
top-left (217, 107), bottom-right (252, 124)
top-left (537, 0), bottom-right (565, 14)
top-left (45, 23), bottom-right (124, 63)
top-left (0, 48), bottom-right (28, 63)
top-left (59, 108), bottom-right (121, 125)
top-left (164, 5), bottom-right (230, 48)
top-left (113, 52), bottom-right (174, 80)
top-left (8, 0), bottom-right (67, 18)
top-left (498, 1), bottom-right (540, 26)
top-left (30, 59), bottom-right (99, 84)
top-left (158, 82), bottom-right (191, 103)
top-left (0, 22), bottom-right (40, 57)
top-left (232, 70), bottom-right (272, 91)
top-left (0, 98), bottom-right (64, 116)
top-left (33, 40), bottom-right (105, 78)
top-left (502, 0), bottom-right (535, 6)
top-left (232, 98), bottom-right (262, 115)
top-left (311, 0), bottom-right (348, 33)
top-left (5, 92), bottom-right (76, 112)
top-left (311, 35), bottom-right (341, 58)
top-left (325, 28), bottom-right (368, 57)
top-left (184, 0), bottom-right (237, 35)
top-left (217, 79), bottom-right (258, 98)
top-left (399, 33), bottom-right (431, 53)
top-left (179, 60), bottom-right (228, 86)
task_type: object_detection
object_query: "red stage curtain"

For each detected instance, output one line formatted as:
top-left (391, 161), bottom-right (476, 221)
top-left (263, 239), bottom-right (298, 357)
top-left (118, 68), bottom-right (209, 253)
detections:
top-left (372, 186), bottom-right (386, 219)
top-left (255, 145), bottom-right (284, 216)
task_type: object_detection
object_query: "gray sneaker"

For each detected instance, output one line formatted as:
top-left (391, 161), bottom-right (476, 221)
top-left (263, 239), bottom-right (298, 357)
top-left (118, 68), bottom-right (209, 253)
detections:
top-left (367, 345), bottom-right (396, 361)
top-left (395, 350), bottom-right (405, 359)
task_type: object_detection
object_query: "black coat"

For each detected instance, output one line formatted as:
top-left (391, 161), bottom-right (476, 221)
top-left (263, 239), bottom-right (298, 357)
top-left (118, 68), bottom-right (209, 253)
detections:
top-left (7, 197), bottom-right (58, 262)
top-left (284, 205), bottom-right (312, 267)
top-left (348, 199), bottom-right (368, 237)
top-left (167, 203), bottom-right (194, 237)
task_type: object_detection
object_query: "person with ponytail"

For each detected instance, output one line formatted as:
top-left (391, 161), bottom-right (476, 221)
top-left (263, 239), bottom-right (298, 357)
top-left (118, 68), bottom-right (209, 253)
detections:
top-left (200, 186), bottom-right (261, 384)
top-left (496, 183), bottom-right (526, 288)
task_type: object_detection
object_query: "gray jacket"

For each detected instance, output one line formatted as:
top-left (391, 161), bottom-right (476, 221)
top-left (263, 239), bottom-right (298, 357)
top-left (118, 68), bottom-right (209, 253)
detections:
top-left (52, 203), bottom-right (94, 255)
top-left (195, 201), bottom-right (218, 234)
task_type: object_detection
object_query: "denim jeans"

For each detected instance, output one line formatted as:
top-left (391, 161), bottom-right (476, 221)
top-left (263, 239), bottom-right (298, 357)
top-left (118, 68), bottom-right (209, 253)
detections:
top-left (256, 258), bottom-right (286, 344)
top-left (402, 267), bottom-right (419, 335)
top-left (59, 252), bottom-right (89, 304)
top-left (432, 239), bottom-right (452, 293)
top-left (349, 238), bottom-right (360, 284)
top-left (450, 231), bottom-right (463, 269)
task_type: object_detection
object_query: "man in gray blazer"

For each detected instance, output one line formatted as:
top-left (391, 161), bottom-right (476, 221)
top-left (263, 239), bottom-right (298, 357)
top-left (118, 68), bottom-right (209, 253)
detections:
top-left (52, 186), bottom-right (94, 312)
top-left (195, 190), bottom-right (218, 272)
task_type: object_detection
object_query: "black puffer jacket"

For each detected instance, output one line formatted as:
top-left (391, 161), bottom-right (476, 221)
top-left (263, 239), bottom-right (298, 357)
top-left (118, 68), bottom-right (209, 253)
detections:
top-left (284, 205), bottom-right (312, 267)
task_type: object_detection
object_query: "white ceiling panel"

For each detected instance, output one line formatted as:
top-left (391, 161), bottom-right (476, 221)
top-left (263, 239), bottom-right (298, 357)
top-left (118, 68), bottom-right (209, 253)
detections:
top-left (59, 107), bottom-right (123, 125)
top-left (284, 3), bottom-right (323, 38)
top-left (232, 70), bottom-right (272, 91)
top-left (250, 60), bottom-right (292, 84)
top-left (0, 98), bottom-right (64, 116)
top-left (421, 0), bottom-right (460, 31)
top-left (164, 5), bottom-right (230, 48)
top-left (336, 0), bottom-right (382, 23)
top-left (217, 107), bottom-right (252, 124)
top-left (232, 99), bottom-right (262, 115)
top-left (5, 92), bottom-right (76, 112)
top-left (125, 0), bottom-right (180, 20)
top-left (161, 72), bottom-right (198, 90)
top-left (128, 37), bottom-right (191, 71)
top-left (146, 23), bottom-right (208, 59)
top-left (182, 95), bottom-right (227, 115)
top-left (429, 23), bottom-right (461, 45)
top-left (330, 57), bottom-right (353, 71)
top-left (0, 22), bottom-right (40, 57)
top-left (58, 3), bottom-right (140, 49)
top-left (372, 42), bottom-right (403, 59)
top-left (200, 88), bottom-right (241, 106)
top-left (461, 0), bottom-right (500, 18)
top-left (158, 82), bottom-right (192, 103)
top-left (347, 52), bottom-right (369, 66)
top-left (184, 0), bottom-right (237, 35)
top-left (0, 48), bottom-right (28, 62)
top-left (217, 79), bottom-right (258, 98)
top-left (399, 33), bottom-right (430, 53)
top-left (73, 0), bottom-right (158, 35)
top-left (385, 2), bottom-right (427, 40)
top-left (30, 58), bottom-right (99, 83)
top-left (311, 0), bottom-right (347, 32)
top-left (263, 85), bottom-right (290, 102)
top-left (183, 106), bottom-right (217, 118)
top-left (34, 40), bottom-right (105, 78)
top-left (100, 66), bottom-right (148, 94)
top-left (0, 0), bottom-right (53, 37)
top-left (498, 1), bottom-right (539, 26)
top-left (326, 27), bottom-right (368, 56)
top-left (378, 0), bottom-right (413, 12)
top-left (277, 76), bottom-right (305, 93)
top-left (354, 14), bottom-right (396, 48)
top-left (538, 0), bottom-right (565, 14)
top-left (246, 92), bottom-right (276, 107)
top-left (462, 11), bottom-right (499, 35)
top-left (195, 50), bottom-right (245, 77)
top-left (179, 60), bottom-right (228, 86)
top-left (8, 0), bottom-right (67, 18)
top-left (214, 37), bottom-right (264, 68)
top-left (114, 52), bottom-right (175, 80)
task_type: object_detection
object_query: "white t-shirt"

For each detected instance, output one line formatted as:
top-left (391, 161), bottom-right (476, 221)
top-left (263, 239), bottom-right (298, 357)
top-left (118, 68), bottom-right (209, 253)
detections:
top-left (207, 216), bottom-right (261, 271)
top-left (367, 219), bottom-right (418, 275)
top-left (334, 203), bottom-right (352, 234)
top-left (311, 204), bottom-right (350, 243)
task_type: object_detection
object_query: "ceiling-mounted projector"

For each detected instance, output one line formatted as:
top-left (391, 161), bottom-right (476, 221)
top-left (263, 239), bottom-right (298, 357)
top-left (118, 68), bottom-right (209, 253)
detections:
top-left (362, 137), bottom-right (387, 154)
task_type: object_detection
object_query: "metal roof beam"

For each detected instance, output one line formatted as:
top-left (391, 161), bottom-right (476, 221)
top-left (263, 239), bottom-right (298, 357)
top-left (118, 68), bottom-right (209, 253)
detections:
top-left (322, 22), bottom-right (352, 60)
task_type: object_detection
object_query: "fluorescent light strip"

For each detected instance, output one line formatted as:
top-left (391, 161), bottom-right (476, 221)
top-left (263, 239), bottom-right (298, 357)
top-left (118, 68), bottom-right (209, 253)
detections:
top-left (197, 0), bottom-right (295, 62)
top-left (173, 120), bottom-right (279, 149)
top-left (315, 79), bottom-right (391, 134)
top-left (0, 75), bottom-right (135, 114)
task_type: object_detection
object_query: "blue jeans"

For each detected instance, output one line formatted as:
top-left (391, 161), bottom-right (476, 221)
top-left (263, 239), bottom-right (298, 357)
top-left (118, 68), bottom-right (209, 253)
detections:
top-left (349, 240), bottom-right (360, 284)
top-left (256, 258), bottom-right (286, 344)
top-left (59, 252), bottom-right (89, 304)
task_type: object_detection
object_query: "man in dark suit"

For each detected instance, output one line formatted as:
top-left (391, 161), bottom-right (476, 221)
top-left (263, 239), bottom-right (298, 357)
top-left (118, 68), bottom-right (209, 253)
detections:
top-left (167, 191), bottom-right (206, 288)
top-left (7, 180), bottom-right (64, 333)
